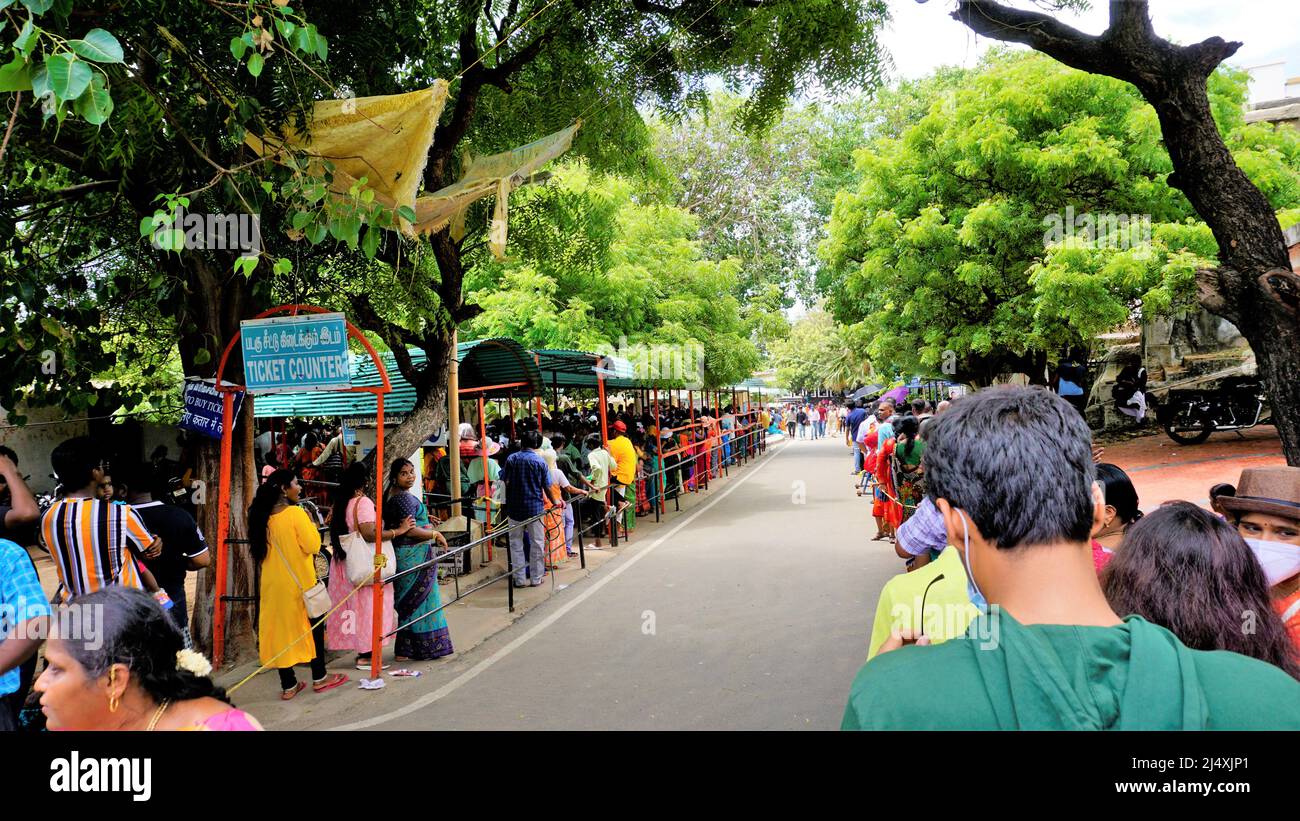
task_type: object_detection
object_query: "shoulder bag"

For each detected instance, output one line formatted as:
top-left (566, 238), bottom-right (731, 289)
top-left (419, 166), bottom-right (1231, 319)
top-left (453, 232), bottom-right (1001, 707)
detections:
top-left (342, 497), bottom-right (397, 586)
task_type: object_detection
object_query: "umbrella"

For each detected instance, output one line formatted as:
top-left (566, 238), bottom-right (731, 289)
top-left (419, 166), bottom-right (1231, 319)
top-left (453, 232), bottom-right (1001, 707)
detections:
top-left (884, 385), bottom-right (910, 404)
top-left (849, 384), bottom-right (884, 402)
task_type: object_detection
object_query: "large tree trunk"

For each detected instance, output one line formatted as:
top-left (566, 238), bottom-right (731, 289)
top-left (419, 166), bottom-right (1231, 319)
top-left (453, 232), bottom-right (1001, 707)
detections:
top-left (370, 332), bottom-right (455, 479)
top-left (953, 0), bottom-right (1300, 464)
top-left (176, 254), bottom-right (262, 666)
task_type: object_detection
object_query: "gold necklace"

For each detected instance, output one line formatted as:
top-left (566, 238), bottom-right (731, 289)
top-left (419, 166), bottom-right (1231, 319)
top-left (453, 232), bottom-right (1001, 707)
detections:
top-left (146, 699), bottom-right (171, 731)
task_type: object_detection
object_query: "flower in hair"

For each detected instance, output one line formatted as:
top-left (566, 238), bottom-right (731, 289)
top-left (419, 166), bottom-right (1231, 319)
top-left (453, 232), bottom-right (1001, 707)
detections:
top-left (175, 649), bottom-right (213, 677)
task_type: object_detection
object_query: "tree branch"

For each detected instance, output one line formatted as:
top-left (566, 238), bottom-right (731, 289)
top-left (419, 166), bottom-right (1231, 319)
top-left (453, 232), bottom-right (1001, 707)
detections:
top-left (951, 0), bottom-right (1113, 76)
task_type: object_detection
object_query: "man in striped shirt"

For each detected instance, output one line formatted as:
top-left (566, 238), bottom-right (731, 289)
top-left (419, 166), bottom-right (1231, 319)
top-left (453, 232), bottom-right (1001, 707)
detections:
top-left (41, 438), bottom-right (162, 601)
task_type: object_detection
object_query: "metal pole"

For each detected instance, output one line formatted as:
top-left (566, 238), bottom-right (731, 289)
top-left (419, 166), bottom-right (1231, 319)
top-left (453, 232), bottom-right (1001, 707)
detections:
top-left (449, 330), bottom-right (461, 519)
top-left (653, 387), bottom-right (663, 520)
top-left (369, 392), bottom-right (385, 683)
top-left (508, 394), bottom-right (516, 439)
top-left (212, 390), bottom-right (235, 669)
top-left (479, 396), bottom-right (492, 562)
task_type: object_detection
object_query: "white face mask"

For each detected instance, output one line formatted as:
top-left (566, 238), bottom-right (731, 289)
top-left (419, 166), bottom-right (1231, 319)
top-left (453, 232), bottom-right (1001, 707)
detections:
top-left (1244, 538), bottom-right (1300, 587)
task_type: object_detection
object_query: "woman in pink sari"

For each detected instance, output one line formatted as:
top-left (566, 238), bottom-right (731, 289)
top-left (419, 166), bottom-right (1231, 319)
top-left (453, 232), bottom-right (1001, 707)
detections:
top-left (326, 463), bottom-right (409, 670)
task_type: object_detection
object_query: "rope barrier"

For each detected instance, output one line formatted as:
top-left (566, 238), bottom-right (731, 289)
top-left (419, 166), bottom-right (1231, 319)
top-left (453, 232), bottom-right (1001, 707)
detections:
top-left (226, 425), bottom-right (776, 687)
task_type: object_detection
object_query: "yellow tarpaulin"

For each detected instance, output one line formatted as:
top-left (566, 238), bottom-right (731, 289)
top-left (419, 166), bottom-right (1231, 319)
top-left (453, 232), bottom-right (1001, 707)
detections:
top-left (244, 82), bottom-right (449, 233)
top-left (412, 122), bottom-right (580, 257)
top-left (243, 83), bottom-right (577, 252)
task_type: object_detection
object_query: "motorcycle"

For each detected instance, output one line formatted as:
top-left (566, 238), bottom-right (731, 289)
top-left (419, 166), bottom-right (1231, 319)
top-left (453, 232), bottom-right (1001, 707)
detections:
top-left (1157, 377), bottom-right (1271, 445)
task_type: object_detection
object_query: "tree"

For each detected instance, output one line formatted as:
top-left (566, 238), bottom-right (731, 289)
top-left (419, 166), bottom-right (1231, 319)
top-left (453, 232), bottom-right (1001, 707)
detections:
top-left (771, 308), bottom-right (870, 394)
top-left (820, 50), bottom-right (1300, 386)
top-left (465, 165), bottom-right (763, 386)
top-left (2, 1), bottom-right (891, 660)
top-left (946, 0), bottom-right (1300, 462)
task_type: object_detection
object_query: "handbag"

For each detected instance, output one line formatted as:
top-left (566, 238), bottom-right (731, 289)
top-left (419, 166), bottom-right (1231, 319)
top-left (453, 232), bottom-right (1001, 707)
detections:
top-left (270, 539), bottom-right (332, 620)
top-left (341, 497), bottom-right (397, 586)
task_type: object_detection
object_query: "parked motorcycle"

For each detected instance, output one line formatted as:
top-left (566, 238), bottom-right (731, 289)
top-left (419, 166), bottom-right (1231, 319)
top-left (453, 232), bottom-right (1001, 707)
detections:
top-left (1157, 377), bottom-right (1271, 445)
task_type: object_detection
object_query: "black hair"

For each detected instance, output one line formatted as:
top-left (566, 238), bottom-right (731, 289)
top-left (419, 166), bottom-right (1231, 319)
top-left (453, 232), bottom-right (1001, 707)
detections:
top-left (116, 460), bottom-right (153, 499)
top-left (51, 436), bottom-right (103, 490)
top-left (0, 445), bottom-right (17, 464)
top-left (1102, 502), bottom-right (1300, 680)
top-left (331, 462), bottom-right (369, 555)
top-left (385, 457), bottom-right (413, 498)
top-left (923, 386), bottom-right (1095, 549)
top-left (1096, 463), bottom-right (1143, 526)
top-left (1209, 483), bottom-right (1236, 501)
top-left (896, 415), bottom-right (921, 461)
top-left (521, 430), bottom-right (543, 450)
top-left (61, 586), bottom-right (231, 704)
top-left (551, 432), bottom-right (568, 448)
top-left (247, 469), bottom-right (296, 562)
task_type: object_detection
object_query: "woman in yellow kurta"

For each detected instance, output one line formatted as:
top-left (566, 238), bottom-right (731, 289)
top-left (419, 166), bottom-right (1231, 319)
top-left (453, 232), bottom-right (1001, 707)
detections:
top-left (247, 469), bottom-right (348, 700)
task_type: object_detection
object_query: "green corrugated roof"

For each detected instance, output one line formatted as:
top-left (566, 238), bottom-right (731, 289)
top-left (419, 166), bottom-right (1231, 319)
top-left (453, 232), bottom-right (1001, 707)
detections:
top-left (534, 348), bottom-right (638, 390)
top-left (253, 338), bottom-right (542, 419)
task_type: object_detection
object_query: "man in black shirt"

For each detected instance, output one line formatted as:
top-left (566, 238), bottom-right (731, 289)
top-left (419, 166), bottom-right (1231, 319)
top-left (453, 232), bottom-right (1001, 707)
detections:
top-left (120, 461), bottom-right (211, 631)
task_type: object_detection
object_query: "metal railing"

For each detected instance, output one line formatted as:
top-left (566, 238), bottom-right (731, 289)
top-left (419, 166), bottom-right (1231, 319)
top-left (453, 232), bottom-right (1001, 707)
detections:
top-left (224, 421), bottom-right (777, 686)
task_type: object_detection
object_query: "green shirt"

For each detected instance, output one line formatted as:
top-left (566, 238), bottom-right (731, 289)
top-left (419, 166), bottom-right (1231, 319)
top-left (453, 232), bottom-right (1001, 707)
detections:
top-left (843, 612), bottom-right (1300, 730)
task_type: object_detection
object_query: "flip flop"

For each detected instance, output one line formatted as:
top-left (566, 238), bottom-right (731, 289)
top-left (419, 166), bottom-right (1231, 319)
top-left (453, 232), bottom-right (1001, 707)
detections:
top-left (281, 682), bottom-right (307, 701)
top-left (312, 673), bottom-right (349, 694)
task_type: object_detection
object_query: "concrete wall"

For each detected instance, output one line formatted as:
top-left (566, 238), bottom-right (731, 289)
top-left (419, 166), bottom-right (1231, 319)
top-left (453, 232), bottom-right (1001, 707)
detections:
top-left (0, 406), bottom-right (88, 493)
top-left (0, 404), bottom-right (184, 493)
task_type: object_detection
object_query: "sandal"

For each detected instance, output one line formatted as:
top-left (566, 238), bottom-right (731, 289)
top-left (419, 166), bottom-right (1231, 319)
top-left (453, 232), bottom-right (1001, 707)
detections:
top-left (281, 681), bottom-right (307, 701)
top-left (312, 673), bottom-right (349, 694)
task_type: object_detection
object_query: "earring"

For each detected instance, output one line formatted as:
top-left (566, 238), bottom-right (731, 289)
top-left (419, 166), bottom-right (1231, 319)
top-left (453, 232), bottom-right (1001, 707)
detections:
top-left (108, 668), bottom-right (120, 713)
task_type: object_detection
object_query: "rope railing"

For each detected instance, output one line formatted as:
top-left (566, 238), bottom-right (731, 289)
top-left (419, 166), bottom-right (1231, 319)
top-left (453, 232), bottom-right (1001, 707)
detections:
top-left (227, 416), bottom-right (778, 692)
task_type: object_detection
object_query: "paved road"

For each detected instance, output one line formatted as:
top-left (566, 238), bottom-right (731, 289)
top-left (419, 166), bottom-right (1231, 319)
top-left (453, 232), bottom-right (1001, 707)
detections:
top-left (320, 434), bottom-right (898, 730)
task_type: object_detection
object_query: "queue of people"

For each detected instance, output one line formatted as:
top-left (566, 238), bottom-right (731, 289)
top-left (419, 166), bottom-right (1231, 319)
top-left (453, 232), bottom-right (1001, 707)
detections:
top-left (844, 385), bottom-right (1300, 730)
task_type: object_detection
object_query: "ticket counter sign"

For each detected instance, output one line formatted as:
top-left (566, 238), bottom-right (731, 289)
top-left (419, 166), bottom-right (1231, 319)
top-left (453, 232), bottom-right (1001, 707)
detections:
top-left (240, 313), bottom-right (352, 394)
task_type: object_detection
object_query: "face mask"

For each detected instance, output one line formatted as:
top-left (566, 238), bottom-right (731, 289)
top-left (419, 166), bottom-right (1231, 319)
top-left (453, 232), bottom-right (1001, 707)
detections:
top-left (1244, 538), bottom-right (1300, 588)
top-left (956, 511), bottom-right (988, 613)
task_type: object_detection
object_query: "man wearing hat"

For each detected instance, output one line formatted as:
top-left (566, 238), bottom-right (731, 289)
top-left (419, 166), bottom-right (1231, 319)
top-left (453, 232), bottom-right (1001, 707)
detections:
top-left (1219, 466), bottom-right (1300, 652)
top-left (607, 421), bottom-right (638, 524)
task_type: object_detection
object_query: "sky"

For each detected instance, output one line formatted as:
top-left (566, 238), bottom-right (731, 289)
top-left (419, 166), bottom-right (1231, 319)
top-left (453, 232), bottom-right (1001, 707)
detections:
top-left (883, 0), bottom-right (1300, 102)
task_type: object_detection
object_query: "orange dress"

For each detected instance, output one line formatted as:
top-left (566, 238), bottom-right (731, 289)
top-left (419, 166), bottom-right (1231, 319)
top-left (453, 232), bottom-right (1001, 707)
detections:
top-left (1276, 588), bottom-right (1300, 657)
top-left (873, 438), bottom-right (903, 529)
top-left (543, 478), bottom-right (567, 569)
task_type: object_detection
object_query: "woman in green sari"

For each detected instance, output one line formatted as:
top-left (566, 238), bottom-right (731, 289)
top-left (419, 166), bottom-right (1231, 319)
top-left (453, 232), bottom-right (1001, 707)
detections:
top-left (384, 459), bottom-right (454, 661)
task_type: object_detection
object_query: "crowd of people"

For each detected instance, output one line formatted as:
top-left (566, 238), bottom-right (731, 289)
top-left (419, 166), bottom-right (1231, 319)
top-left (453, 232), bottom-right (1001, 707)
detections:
top-left (842, 385), bottom-right (1300, 729)
top-left (0, 399), bottom-right (771, 729)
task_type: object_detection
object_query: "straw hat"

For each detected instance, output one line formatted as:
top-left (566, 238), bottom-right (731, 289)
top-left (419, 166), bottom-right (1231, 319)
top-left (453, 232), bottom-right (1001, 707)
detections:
top-left (1218, 466), bottom-right (1300, 522)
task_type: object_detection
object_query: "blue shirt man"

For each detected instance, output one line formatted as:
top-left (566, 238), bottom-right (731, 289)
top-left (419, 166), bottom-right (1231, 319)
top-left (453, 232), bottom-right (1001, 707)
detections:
top-left (845, 404), bottom-right (868, 472)
top-left (1, 537), bottom-right (51, 729)
top-left (504, 447), bottom-right (551, 520)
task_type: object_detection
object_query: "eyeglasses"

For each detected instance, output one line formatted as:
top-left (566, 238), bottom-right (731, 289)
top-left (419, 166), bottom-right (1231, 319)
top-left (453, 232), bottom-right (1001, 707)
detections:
top-left (918, 573), bottom-right (945, 639)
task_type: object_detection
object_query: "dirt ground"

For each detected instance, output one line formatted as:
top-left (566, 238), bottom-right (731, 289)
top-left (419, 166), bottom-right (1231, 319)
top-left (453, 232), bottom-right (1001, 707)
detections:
top-left (1095, 424), bottom-right (1285, 508)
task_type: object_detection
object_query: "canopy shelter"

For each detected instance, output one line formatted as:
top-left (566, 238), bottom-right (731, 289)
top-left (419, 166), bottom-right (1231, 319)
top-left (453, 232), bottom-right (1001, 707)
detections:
top-left (253, 337), bottom-right (544, 419)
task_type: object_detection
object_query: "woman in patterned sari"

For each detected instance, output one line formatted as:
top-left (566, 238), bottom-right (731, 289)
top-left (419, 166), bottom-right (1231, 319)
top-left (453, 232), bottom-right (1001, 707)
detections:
top-left (540, 450), bottom-right (568, 569)
top-left (383, 459), bottom-right (454, 662)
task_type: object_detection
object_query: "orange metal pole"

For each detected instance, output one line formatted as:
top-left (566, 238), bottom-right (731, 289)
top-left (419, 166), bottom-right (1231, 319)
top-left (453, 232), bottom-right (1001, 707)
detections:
top-left (653, 387), bottom-right (664, 514)
top-left (370, 391), bottom-right (385, 682)
top-left (479, 396), bottom-right (492, 562)
top-left (535, 395), bottom-right (543, 432)
top-left (212, 390), bottom-right (235, 669)
top-left (508, 394), bottom-right (516, 439)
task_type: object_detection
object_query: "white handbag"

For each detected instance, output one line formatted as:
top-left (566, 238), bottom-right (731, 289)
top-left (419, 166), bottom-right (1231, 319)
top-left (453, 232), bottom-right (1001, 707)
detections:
top-left (271, 540), bottom-right (332, 620)
top-left (341, 498), bottom-right (396, 585)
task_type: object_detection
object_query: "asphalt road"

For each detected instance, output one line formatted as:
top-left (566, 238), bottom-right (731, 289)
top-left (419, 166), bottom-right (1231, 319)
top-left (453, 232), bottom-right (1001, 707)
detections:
top-left (319, 432), bottom-right (900, 730)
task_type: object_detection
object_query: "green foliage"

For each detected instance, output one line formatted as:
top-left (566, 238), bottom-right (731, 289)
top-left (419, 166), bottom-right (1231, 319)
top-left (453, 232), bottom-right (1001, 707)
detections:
top-left (820, 52), bottom-right (1300, 384)
top-left (464, 165), bottom-right (760, 387)
top-left (771, 308), bottom-right (870, 394)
